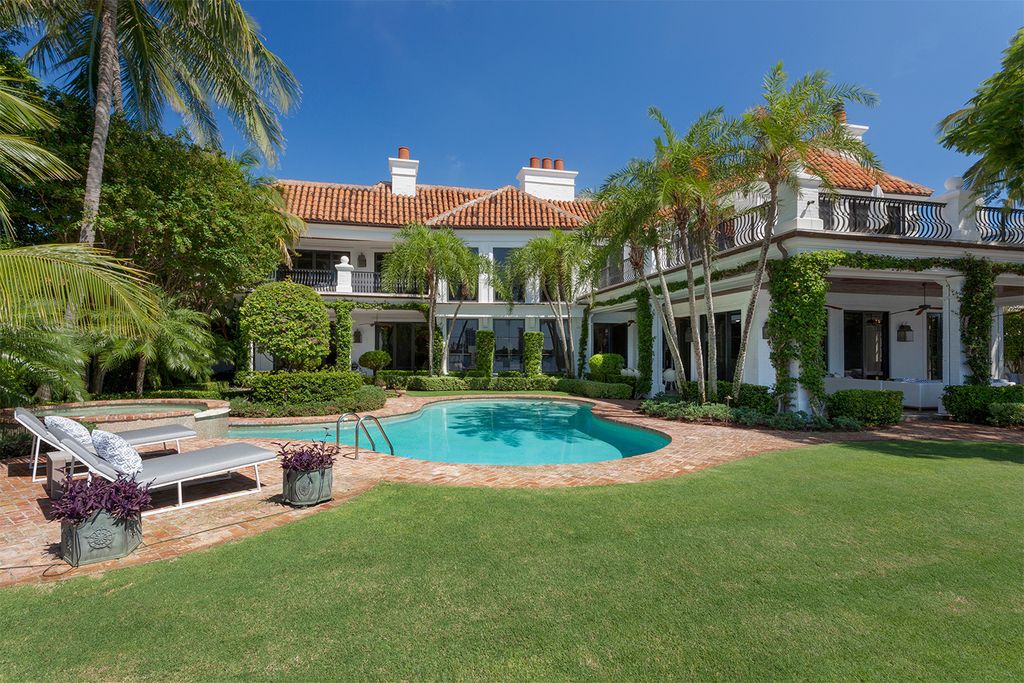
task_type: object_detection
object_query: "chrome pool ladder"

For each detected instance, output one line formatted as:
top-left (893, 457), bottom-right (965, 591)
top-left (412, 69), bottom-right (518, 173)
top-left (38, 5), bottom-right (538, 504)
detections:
top-left (335, 412), bottom-right (394, 458)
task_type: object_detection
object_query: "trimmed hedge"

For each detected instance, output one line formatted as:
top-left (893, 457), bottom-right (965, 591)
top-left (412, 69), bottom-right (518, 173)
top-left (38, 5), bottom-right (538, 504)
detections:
top-left (465, 375), bottom-right (559, 391)
top-left (237, 370), bottom-right (364, 404)
top-left (476, 330), bottom-right (495, 377)
top-left (229, 386), bottom-right (386, 418)
top-left (589, 353), bottom-right (625, 383)
top-left (989, 402), bottom-right (1024, 427)
top-left (524, 332), bottom-right (543, 377)
top-left (240, 281), bottom-right (330, 370)
top-left (407, 376), bottom-right (469, 392)
top-left (555, 378), bottom-right (632, 400)
top-left (358, 350), bottom-right (391, 376)
top-left (673, 381), bottom-right (775, 413)
top-left (95, 389), bottom-right (222, 401)
top-left (641, 397), bottom-right (862, 431)
top-left (942, 384), bottom-right (1024, 424)
top-left (826, 389), bottom-right (903, 427)
top-left (373, 370), bottom-right (428, 390)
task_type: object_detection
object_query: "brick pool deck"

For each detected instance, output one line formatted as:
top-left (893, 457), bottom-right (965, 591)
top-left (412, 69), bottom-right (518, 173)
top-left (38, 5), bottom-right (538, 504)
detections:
top-left (1, 394), bottom-right (1020, 587)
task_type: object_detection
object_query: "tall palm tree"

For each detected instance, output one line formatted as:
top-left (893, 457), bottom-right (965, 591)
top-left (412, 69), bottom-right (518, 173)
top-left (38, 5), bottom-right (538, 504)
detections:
top-left (590, 158), bottom-right (690, 394)
top-left (504, 229), bottom-right (592, 377)
top-left (6, 0), bottom-right (301, 243)
top-left (730, 63), bottom-right (879, 402)
top-left (105, 292), bottom-right (214, 396)
top-left (380, 224), bottom-right (482, 376)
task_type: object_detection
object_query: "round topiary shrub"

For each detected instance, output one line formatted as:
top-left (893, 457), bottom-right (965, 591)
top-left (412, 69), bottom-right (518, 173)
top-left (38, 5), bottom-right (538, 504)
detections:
top-left (589, 353), bottom-right (625, 383)
top-left (240, 281), bottom-right (330, 371)
top-left (358, 350), bottom-right (392, 377)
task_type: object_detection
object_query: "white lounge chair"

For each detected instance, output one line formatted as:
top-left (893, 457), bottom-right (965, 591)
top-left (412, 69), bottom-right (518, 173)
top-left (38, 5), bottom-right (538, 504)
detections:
top-left (13, 407), bottom-right (197, 483)
top-left (49, 425), bottom-right (276, 515)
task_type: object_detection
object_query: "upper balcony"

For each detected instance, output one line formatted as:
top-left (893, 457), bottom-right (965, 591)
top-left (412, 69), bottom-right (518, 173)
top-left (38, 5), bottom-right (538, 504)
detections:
top-left (274, 267), bottom-right (417, 294)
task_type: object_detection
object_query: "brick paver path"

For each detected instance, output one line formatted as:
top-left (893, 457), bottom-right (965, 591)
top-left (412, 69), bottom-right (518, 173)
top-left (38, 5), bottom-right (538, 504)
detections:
top-left (2, 394), bottom-right (1019, 587)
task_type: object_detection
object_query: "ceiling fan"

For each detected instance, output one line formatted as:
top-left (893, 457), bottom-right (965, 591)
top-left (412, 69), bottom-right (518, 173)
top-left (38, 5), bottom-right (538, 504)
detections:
top-left (897, 283), bottom-right (942, 316)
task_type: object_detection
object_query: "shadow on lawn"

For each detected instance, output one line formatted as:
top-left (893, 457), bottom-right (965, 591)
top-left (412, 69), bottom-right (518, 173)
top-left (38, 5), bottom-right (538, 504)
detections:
top-left (838, 439), bottom-right (1024, 464)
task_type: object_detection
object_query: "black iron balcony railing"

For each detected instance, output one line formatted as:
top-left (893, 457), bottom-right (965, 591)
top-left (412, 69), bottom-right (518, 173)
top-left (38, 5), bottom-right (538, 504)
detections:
top-left (597, 259), bottom-right (635, 289)
top-left (976, 206), bottom-right (1024, 245)
top-left (820, 194), bottom-right (952, 239)
top-left (670, 203), bottom-right (769, 265)
top-left (351, 271), bottom-right (418, 295)
top-left (276, 268), bottom-right (335, 291)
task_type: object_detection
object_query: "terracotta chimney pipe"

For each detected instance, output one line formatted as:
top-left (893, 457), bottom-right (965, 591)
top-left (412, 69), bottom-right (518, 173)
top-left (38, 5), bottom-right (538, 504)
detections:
top-left (541, 157), bottom-right (553, 170)
top-left (553, 158), bottom-right (564, 170)
top-left (833, 105), bottom-right (847, 124)
top-left (529, 156), bottom-right (541, 168)
top-left (398, 146), bottom-right (411, 160)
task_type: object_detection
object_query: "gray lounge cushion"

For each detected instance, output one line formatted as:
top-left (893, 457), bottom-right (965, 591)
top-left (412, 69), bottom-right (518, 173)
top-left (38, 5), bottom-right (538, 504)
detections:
top-left (118, 425), bottom-right (197, 445)
top-left (136, 443), bottom-right (275, 487)
top-left (43, 416), bottom-right (92, 450)
top-left (52, 431), bottom-right (122, 481)
top-left (91, 429), bottom-right (143, 475)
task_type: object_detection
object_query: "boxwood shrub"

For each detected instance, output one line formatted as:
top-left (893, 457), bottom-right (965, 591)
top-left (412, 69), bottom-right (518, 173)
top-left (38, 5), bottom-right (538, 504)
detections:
top-left (372, 370), bottom-right (428, 390)
top-left (942, 384), bottom-right (1024, 424)
top-left (237, 370), bottom-right (364, 404)
top-left (989, 402), bottom-right (1024, 427)
top-left (465, 375), bottom-right (559, 391)
top-left (555, 378), bottom-right (632, 399)
top-left (229, 386), bottom-right (386, 418)
top-left (825, 389), bottom-right (903, 427)
top-left (672, 381), bottom-right (774, 412)
top-left (588, 353), bottom-right (625, 383)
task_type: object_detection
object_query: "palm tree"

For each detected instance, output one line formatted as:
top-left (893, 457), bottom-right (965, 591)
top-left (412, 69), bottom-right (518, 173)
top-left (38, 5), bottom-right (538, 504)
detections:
top-left (590, 158), bottom-right (690, 394)
top-left (939, 28), bottom-right (1023, 206)
top-left (6, 0), bottom-right (301, 243)
top-left (104, 292), bottom-right (215, 396)
top-left (380, 224), bottom-right (482, 376)
top-left (730, 63), bottom-right (879, 403)
top-left (503, 229), bottom-right (591, 377)
top-left (0, 323), bottom-right (87, 406)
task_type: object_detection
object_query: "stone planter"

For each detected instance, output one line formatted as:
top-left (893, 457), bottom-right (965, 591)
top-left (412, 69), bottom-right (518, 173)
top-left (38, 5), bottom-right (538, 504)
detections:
top-left (60, 510), bottom-right (142, 567)
top-left (281, 467), bottom-right (333, 507)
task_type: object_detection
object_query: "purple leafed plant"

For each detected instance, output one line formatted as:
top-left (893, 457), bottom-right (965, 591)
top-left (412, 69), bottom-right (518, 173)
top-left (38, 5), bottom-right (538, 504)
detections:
top-left (278, 441), bottom-right (338, 472)
top-left (51, 477), bottom-right (152, 525)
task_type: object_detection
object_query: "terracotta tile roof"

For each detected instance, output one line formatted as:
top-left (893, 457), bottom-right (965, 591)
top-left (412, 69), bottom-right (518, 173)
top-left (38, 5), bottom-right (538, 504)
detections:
top-left (806, 149), bottom-right (933, 196)
top-left (277, 180), bottom-right (596, 229)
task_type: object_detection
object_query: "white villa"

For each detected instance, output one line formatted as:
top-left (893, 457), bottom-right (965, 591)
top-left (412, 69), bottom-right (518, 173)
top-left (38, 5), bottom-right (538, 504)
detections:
top-left (271, 120), bottom-right (1024, 411)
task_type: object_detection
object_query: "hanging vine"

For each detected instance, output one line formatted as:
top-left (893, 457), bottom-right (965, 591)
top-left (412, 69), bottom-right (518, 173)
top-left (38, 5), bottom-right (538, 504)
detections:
top-left (634, 287), bottom-right (654, 395)
top-left (327, 299), bottom-right (442, 374)
top-left (577, 305), bottom-right (591, 377)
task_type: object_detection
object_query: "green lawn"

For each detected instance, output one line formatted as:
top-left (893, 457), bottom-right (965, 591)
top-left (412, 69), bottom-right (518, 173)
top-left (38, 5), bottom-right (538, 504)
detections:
top-left (405, 389), bottom-right (571, 397)
top-left (2, 440), bottom-right (1022, 681)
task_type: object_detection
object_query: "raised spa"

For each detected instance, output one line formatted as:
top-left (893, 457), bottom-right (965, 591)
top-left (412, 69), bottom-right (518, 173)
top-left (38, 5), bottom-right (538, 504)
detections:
top-left (228, 399), bottom-right (670, 466)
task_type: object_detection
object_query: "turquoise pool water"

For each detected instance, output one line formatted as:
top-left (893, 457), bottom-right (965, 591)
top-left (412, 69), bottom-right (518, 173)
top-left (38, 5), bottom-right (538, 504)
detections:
top-left (228, 399), bottom-right (670, 466)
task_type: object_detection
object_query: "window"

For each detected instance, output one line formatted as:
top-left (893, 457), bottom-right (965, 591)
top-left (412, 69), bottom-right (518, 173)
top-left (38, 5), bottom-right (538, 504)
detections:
top-left (493, 319), bottom-right (525, 372)
top-left (493, 248), bottom-right (525, 302)
top-left (843, 311), bottom-right (889, 379)
top-left (375, 322), bottom-right (428, 371)
top-left (540, 319), bottom-right (567, 374)
top-left (292, 250), bottom-right (349, 270)
top-left (449, 247), bottom-right (479, 302)
top-left (448, 319), bottom-right (478, 372)
top-left (927, 312), bottom-right (943, 380)
top-left (697, 311), bottom-right (743, 381)
top-left (593, 322), bottom-right (628, 359)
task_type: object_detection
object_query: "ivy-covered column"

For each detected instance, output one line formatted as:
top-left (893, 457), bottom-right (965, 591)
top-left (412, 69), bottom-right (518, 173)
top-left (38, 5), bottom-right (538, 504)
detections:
top-left (942, 276), bottom-right (968, 388)
top-left (650, 305), bottom-right (664, 392)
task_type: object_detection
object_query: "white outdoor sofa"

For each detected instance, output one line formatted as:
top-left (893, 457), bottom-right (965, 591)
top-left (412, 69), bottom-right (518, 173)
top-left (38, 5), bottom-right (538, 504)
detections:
top-left (13, 407), bottom-right (198, 483)
top-left (48, 426), bottom-right (277, 515)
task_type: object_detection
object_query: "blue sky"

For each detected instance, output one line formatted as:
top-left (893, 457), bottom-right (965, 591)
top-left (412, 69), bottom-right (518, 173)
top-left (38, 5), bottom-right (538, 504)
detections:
top-left (42, 1), bottom-right (1024, 194)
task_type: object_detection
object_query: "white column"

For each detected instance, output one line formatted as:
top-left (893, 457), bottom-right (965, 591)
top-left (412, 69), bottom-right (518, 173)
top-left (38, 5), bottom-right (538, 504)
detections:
top-left (992, 304), bottom-right (1004, 381)
top-left (651, 307), bottom-right (664, 394)
top-left (334, 256), bottom-right (354, 293)
top-left (776, 172), bottom-right (823, 234)
top-left (942, 276), bottom-right (968, 389)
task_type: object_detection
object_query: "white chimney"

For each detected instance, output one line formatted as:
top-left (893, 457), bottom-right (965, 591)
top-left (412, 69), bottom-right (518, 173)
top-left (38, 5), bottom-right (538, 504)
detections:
top-left (516, 156), bottom-right (577, 201)
top-left (844, 122), bottom-right (869, 141)
top-left (389, 146), bottom-right (418, 196)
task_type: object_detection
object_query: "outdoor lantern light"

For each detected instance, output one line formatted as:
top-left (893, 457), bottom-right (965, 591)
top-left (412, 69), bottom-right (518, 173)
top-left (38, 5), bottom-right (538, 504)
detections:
top-left (897, 323), bottom-right (913, 342)
top-left (357, 253), bottom-right (367, 268)
top-left (762, 322), bottom-right (769, 339)
top-left (353, 328), bottom-right (362, 344)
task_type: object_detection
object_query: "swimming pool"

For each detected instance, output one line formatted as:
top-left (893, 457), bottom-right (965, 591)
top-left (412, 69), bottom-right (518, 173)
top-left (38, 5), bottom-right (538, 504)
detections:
top-left (229, 399), bottom-right (670, 466)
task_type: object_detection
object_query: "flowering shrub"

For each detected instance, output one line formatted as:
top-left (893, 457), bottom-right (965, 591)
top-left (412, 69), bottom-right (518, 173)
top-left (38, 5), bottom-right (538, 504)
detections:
top-left (51, 477), bottom-right (151, 525)
top-left (278, 441), bottom-right (339, 472)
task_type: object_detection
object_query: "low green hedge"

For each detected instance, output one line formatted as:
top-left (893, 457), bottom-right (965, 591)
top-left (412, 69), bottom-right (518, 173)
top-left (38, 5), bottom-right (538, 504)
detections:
top-left (372, 370), bottom-right (428, 390)
top-left (672, 381), bottom-right (775, 413)
top-left (95, 389), bottom-right (222, 401)
top-left (942, 385), bottom-right (1024, 424)
top-left (588, 353), bottom-right (625, 383)
top-left (237, 370), bottom-right (364, 404)
top-left (406, 376), bottom-right (469, 392)
top-left (465, 375), bottom-right (559, 391)
top-left (989, 402), bottom-right (1024, 427)
top-left (825, 389), bottom-right (903, 427)
top-left (229, 386), bottom-right (386, 418)
top-left (640, 398), bottom-right (862, 431)
top-left (555, 378), bottom-right (632, 400)
top-left (0, 427), bottom-right (33, 459)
